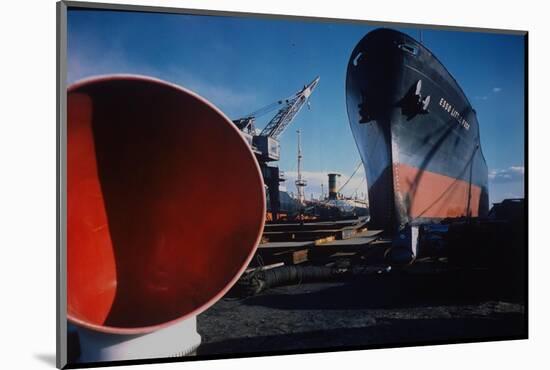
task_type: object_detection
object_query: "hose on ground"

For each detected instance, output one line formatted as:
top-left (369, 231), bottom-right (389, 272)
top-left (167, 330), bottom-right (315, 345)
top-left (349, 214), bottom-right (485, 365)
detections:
top-left (250, 265), bottom-right (346, 295)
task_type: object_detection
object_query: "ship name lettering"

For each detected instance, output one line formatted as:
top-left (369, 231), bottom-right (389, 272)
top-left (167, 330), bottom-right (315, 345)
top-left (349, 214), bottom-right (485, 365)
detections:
top-left (439, 97), bottom-right (470, 131)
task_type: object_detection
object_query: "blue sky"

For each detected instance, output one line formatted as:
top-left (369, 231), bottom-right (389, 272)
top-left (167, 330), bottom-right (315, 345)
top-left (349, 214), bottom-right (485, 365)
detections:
top-left (67, 9), bottom-right (525, 205)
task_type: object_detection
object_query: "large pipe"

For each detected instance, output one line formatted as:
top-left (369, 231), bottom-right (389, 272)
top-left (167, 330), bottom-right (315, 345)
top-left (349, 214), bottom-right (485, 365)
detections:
top-left (67, 75), bottom-right (266, 336)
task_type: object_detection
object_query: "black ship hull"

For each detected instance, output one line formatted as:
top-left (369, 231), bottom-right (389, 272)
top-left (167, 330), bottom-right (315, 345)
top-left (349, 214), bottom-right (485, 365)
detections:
top-left (346, 29), bottom-right (489, 230)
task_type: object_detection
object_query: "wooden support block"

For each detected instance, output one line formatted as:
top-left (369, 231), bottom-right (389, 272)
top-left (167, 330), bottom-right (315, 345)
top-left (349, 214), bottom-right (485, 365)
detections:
top-left (314, 235), bottom-right (336, 246)
top-left (291, 249), bottom-right (309, 264)
top-left (270, 249), bottom-right (309, 265)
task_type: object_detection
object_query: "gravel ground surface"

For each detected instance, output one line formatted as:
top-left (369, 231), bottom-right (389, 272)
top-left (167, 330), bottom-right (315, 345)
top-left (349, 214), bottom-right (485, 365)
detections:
top-left (197, 266), bottom-right (526, 356)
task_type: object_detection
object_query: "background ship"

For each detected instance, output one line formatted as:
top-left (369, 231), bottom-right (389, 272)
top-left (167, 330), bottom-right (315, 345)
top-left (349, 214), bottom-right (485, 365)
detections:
top-left (346, 28), bottom-right (489, 231)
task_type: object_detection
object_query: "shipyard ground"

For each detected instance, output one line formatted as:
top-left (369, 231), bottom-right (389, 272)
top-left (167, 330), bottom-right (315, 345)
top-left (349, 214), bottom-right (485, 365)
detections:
top-left (197, 261), bottom-right (526, 356)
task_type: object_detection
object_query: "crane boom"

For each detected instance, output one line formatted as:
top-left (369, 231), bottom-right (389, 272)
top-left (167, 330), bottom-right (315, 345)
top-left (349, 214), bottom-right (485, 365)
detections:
top-left (259, 76), bottom-right (320, 139)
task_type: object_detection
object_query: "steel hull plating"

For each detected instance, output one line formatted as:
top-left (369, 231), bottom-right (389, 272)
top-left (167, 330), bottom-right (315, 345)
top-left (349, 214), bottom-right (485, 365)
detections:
top-left (346, 29), bottom-right (489, 230)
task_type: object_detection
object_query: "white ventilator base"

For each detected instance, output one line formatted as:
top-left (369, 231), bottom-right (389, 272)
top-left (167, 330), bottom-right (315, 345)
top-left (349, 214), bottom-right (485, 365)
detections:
top-left (76, 316), bottom-right (201, 363)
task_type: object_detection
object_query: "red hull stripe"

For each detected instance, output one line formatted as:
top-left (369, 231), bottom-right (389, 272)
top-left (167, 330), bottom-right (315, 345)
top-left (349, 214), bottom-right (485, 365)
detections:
top-left (394, 163), bottom-right (482, 219)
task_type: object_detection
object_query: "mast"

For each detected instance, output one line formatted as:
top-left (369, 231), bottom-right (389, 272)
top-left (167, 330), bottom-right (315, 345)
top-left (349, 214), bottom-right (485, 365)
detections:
top-left (295, 129), bottom-right (307, 204)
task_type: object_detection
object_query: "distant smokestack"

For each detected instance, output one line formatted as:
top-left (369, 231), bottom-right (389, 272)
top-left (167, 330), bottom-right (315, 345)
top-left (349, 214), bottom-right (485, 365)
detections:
top-left (328, 173), bottom-right (341, 200)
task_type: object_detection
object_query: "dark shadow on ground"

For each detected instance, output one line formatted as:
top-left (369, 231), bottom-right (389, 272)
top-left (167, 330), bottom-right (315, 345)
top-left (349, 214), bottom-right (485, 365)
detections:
top-left (198, 313), bottom-right (526, 356)
top-left (241, 269), bottom-right (524, 311)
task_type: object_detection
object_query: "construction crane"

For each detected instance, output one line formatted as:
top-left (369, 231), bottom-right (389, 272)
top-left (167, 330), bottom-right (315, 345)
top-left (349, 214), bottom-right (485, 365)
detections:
top-left (234, 76), bottom-right (320, 162)
top-left (233, 76), bottom-right (320, 221)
